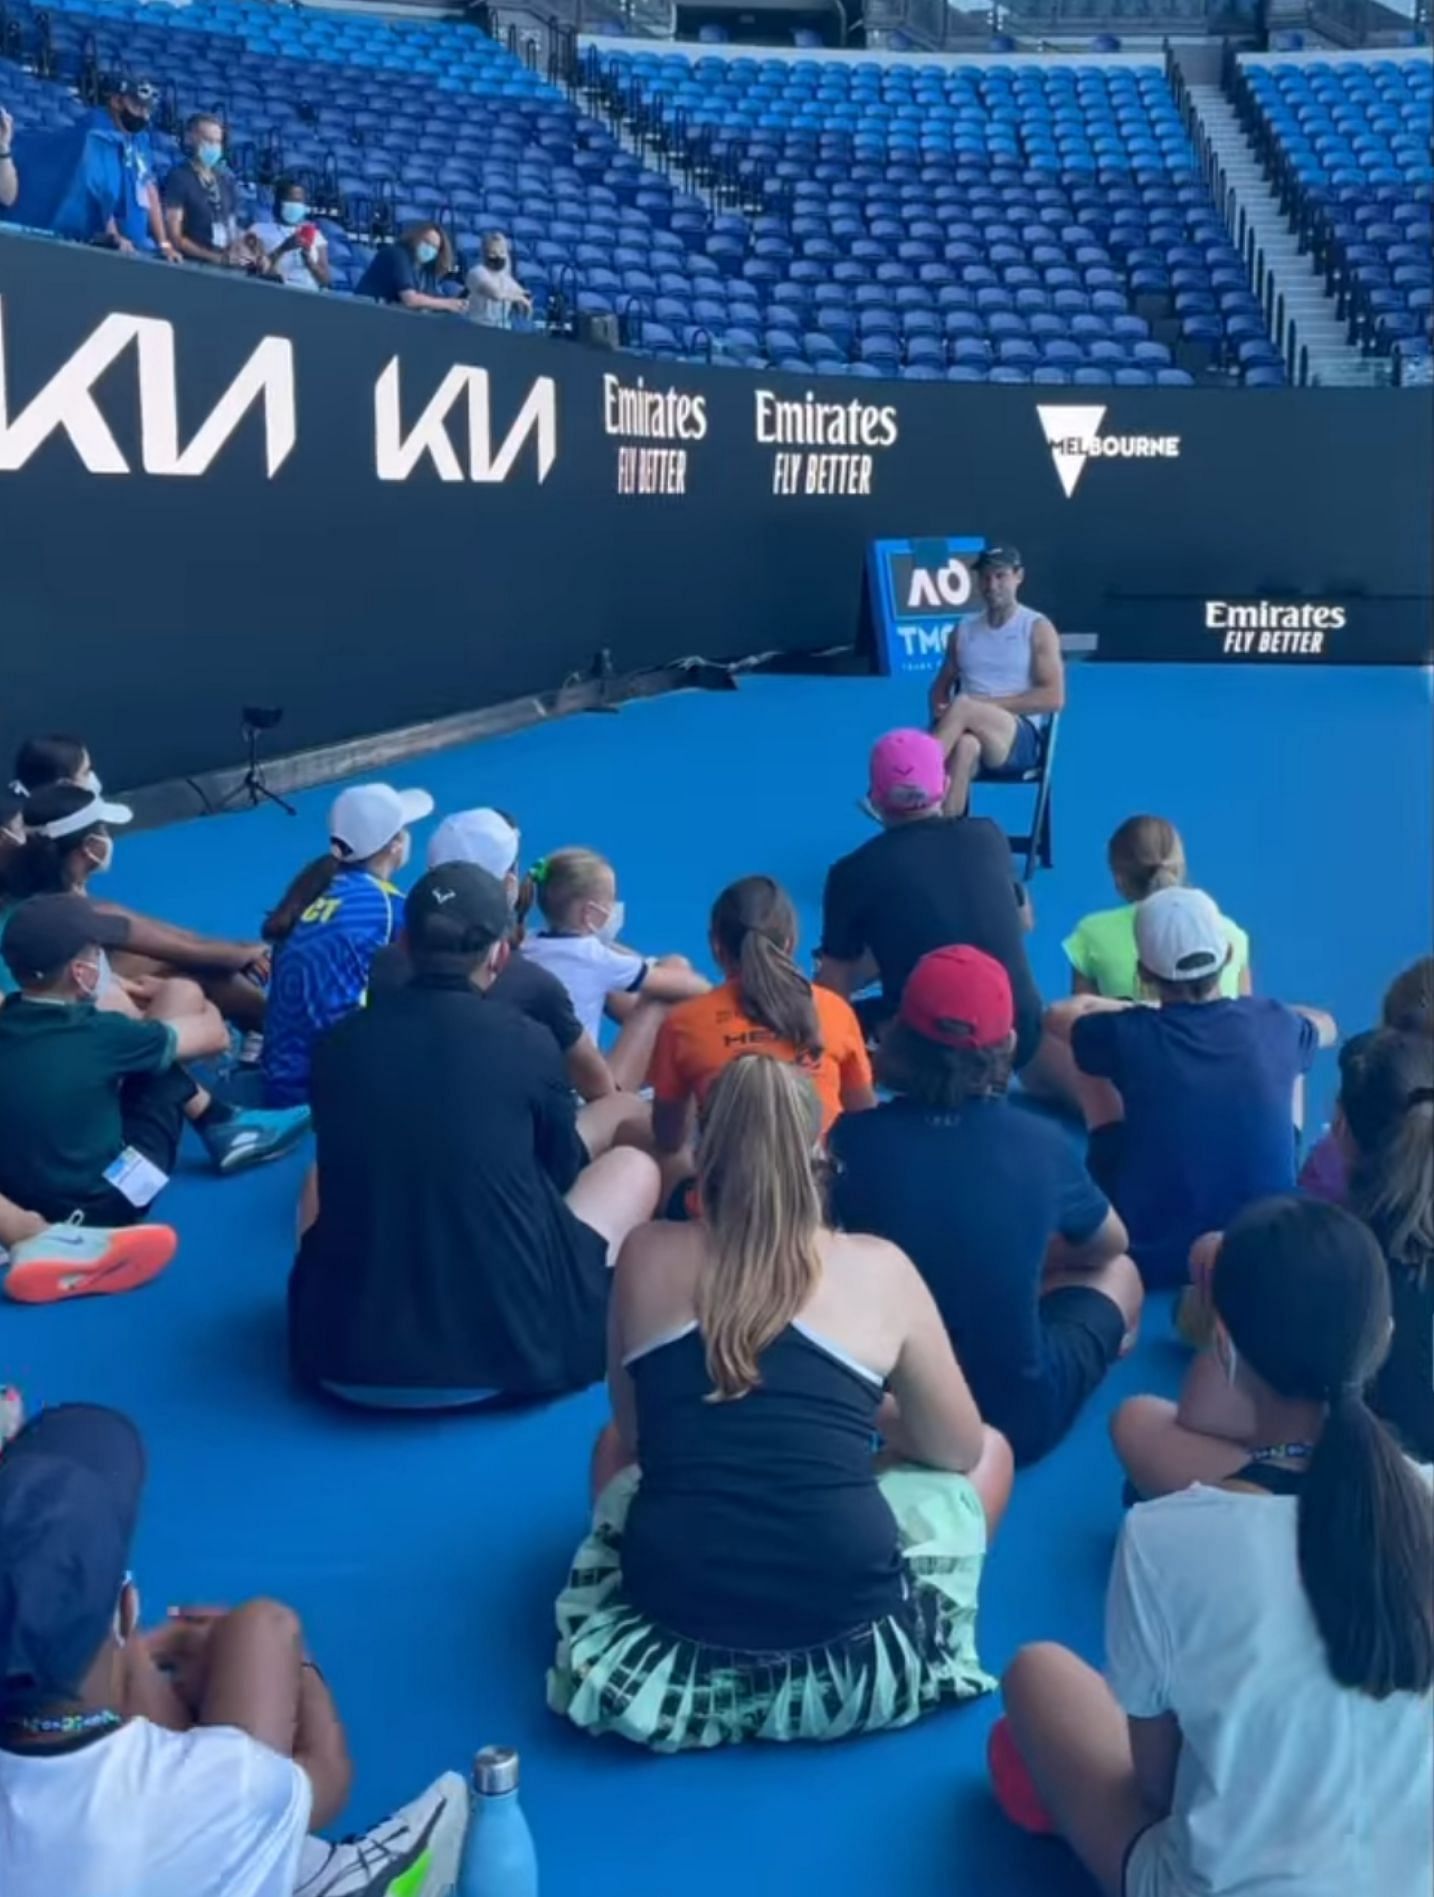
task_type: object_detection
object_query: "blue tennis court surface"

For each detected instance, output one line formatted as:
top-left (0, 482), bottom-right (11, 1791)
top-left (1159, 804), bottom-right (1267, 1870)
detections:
top-left (4, 662), bottom-right (1430, 1896)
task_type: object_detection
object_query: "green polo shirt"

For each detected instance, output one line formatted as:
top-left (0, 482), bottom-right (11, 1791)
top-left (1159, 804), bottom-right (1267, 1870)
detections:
top-left (1063, 903), bottom-right (1251, 1002)
top-left (0, 997), bottom-right (177, 1220)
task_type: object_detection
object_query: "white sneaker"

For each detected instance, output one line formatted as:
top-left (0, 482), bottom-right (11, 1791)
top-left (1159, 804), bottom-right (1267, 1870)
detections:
top-left (295, 1773), bottom-right (469, 1897)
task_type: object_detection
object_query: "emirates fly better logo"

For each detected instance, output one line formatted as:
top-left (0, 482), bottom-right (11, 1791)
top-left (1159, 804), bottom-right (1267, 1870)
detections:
top-left (1036, 405), bottom-right (1181, 498)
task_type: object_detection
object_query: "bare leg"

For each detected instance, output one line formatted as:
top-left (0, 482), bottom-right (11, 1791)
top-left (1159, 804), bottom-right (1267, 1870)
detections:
top-left (1002, 1644), bottom-right (1162, 1897)
top-left (943, 732), bottom-right (983, 818)
top-left (112, 950), bottom-right (264, 1032)
top-left (577, 1092), bottom-right (653, 1161)
top-left (0, 1194), bottom-right (46, 1248)
top-left (297, 1164), bottom-right (319, 1240)
top-left (968, 1423), bottom-right (1015, 1539)
top-left (933, 697), bottom-right (1020, 815)
top-left (1110, 1354), bottom-right (1255, 1500)
top-left (606, 998), bottom-right (672, 1092)
top-left (565, 1149), bottom-right (662, 1265)
top-left (590, 1419), bottom-right (635, 1504)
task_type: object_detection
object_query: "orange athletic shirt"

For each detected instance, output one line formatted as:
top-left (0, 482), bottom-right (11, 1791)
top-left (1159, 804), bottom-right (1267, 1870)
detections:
top-left (649, 979), bottom-right (872, 1134)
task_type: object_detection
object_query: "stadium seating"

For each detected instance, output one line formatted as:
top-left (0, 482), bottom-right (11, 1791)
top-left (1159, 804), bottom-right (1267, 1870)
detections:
top-left (590, 49), bottom-right (1280, 381)
top-left (1239, 56), bottom-right (1432, 373)
top-left (0, 1), bottom-right (1280, 383)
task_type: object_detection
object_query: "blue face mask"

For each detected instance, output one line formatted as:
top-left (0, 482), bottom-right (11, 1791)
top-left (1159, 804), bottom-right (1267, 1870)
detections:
top-left (196, 140), bottom-right (223, 168)
top-left (415, 240), bottom-right (439, 266)
top-left (279, 201), bottom-right (308, 226)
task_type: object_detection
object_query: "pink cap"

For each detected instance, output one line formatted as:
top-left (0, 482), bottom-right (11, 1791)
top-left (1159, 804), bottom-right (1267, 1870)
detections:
top-left (869, 728), bottom-right (946, 815)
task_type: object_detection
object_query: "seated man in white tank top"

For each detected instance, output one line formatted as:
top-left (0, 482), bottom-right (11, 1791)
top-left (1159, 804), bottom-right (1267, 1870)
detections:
top-left (927, 547), bottom-right (1065, 817)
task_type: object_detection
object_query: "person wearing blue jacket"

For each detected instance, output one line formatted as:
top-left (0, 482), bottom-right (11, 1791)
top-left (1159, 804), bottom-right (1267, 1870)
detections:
top-left (46, 74), bottom-right (176, 256)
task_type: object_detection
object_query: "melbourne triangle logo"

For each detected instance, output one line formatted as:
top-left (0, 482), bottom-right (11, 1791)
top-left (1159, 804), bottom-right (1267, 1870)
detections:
top-left (1036, 404), bottom-right (1182, 499)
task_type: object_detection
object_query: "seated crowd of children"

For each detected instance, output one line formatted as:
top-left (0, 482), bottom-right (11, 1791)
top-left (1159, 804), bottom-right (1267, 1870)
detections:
top-left (0, 724), bottom-right (1430, 1897)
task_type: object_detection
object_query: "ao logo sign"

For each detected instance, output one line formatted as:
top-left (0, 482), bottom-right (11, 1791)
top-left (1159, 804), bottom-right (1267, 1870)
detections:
top-left (906, 558), bottom-right (973, 611)
top-left (0, 298), bottom-right (557, 484)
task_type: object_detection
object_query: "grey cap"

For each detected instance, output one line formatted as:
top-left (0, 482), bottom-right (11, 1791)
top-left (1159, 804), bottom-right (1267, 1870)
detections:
top-left (473, 1746), bottom-right (520, 1795)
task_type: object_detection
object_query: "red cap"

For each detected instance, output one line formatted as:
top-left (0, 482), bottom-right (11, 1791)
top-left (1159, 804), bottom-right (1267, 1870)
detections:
top-left (900, 946), bottom-right (1014, 1049)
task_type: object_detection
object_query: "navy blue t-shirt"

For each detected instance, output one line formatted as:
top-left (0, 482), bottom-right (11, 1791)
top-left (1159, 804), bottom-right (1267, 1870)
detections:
top-left (356, 242), bottom-right (433, 304)
top-left (1072, 997), bottom-right (1320, 1286)
top-left (829, 1096), bottom-right (1109, 1439)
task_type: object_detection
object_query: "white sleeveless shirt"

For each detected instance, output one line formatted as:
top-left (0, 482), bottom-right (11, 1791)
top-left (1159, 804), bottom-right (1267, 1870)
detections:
top-left (955, 603), bottom-right (1048, 720)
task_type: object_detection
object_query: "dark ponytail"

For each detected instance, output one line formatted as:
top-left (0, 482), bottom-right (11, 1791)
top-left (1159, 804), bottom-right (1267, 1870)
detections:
top-left (263, 856), bottom-right (340, 942)
top-left (711, 876), bottom-right (823, 1060)
top-left (1215, 1197), bottom-right (1434, 1699)
top-left (8, 784), bottom-right (99, 899)
top-left (1342, 1029), bottom-right (1434, 1280)
top-left (12, 733), bottom-right (87, 796)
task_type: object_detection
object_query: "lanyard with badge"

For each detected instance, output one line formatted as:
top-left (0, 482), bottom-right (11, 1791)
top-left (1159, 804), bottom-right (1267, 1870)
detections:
top-left (102, 1147), bottom-right (169, 1208)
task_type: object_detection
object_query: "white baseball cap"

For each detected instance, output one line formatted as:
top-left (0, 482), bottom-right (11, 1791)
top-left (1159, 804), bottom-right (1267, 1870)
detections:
top-left (426, 808), bottom-right (520, 879)
top-left (31, 794), bottom-right (133, 839)
top-left (328, 783), bottom-right (434, 861)
top-left (1135, 886), bottom-right (1229, 984)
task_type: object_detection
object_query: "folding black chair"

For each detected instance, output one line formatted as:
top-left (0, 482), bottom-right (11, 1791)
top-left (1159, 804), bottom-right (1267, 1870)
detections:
top-left (977, 712), bottom-right (1060, 882)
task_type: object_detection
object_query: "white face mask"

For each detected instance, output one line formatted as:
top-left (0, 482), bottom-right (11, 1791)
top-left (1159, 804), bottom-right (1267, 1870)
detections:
top-left (78, 769), bottom-right (102, 795)
top-left (592, 898), bottom-right (625, 945)
top-left (392, 830), bottom-right (412, 873)
top-left (85, 834), bottom-right (115, 875)
top-left (74, 954), bottom-right (104, 1001)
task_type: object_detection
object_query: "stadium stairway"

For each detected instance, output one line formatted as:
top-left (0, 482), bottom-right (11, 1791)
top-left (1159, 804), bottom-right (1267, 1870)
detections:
top-left (1189, 81), bottom-right (1383, 387)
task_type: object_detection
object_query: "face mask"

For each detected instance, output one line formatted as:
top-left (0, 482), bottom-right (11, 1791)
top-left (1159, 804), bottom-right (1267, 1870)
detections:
top-left (279, 200), bottom-right (308, 226)
top-left (392, 831), bottom-right (412, 872)
top-left (1222, 1336), bottom-right (1239, 1387)
top-left (415, 240), bottom-right (439, 266)
top-left (78, 768), bottom-right (102, 795)
top-left (196, 140), bottom-right (223, 168)
top-left (485, 251), bottom-right (506, 270)
top-left (117, 106), bottom-right (149, 133)
top-left (592, 899), bottom-right (625, 945)
top-left (85, 834), bottom-right (115, 875)
top-left (74, 956), bottom-right (103, 1002)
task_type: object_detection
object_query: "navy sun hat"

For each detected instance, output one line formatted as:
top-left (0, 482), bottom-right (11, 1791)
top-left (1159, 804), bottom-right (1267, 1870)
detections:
top-left (0, 1406), bottom-right (145, 1711)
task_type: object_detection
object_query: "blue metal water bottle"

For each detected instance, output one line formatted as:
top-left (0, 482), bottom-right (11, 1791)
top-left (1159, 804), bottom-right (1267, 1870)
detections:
top-left (457, 1746), bottom-right (538, 1897)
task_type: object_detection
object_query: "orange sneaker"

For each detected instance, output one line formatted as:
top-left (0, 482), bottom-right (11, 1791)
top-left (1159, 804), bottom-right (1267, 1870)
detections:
top-left (3, 1221), bottom-right (178, 1305)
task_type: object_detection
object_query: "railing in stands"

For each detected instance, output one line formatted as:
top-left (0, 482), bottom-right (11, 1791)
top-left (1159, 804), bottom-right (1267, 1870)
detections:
top-left (1166, 42), bottom-right (1310, 386)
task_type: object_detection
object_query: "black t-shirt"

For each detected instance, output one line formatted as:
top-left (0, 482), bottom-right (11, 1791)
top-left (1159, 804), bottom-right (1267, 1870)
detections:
top-left (367, 941), bottom-right (582, 1055)
top-left (288, 971), bottom-right (607, 1396)
top-left (1367, 1227), bottom-right (1434, 1463)
top-left (820, 816), bottom-right (1044, 1064)
top-left (161, 162), bottom-right (239, 252)
top-left (829, 1095), bottom-right (1109, 1457)
top-left (0, 997), bottom-right (176, 1221)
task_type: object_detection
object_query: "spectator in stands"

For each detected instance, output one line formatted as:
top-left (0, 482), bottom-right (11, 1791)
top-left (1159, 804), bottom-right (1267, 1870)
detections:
top-left (550, 1055), bottom-right (1011, 1750)
top-left (243, 176), bottom-right (330, 292)
top-left (1065, 815), bottom-right (1251, 1000)
top-left (524, 848), bottom-right (709, 1091)
top-left (9, 784), bottom-right (270, 1030)
top-left (355, 222), bottom-right (463, 313)
top-left (1301, 954), bottom-right (1434, 1204)
top-left (369, 807), bottom-right (619, 1106)
top-left (0, 895), bottom-right (310, 1227)
top-left (288, 864), bottom-right (661, 1409)
top-left (10, 733), bottom-right (101, 799)
top-left (926, 548), bottom-right (1064, 817)
top-left (816, 729), bottom-right (1044, 1061)
top-left (0, 106), bottom-right (16, 211)
top-left (261, 782), bottom-right (433, 1107)
top-left (1000, 1196), bottom-right (1433, 1897)
top-left (831, 948), bottom-right (1141, 1466)
top-left (0, 1403), bottom-right (469, 1897)
top-left (49, 74), bottom-right (176, 259)
top-left (1046, 888), bottom-right (1334, 1287)
top-left (162, 114), bottom-right (242, 268)
top-left (466, 230), bottom-right (531, 328)
top-left (651, 875), bottom-right (873, 1159)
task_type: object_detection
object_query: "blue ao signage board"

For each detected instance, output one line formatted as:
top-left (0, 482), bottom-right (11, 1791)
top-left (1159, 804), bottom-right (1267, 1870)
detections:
top-left (867, 536), bottom-right (987, 679)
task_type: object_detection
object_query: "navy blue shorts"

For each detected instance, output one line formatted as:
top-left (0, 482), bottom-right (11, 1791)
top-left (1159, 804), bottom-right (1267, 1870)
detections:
top-left (1006, 1284), bottom-right (1126, 1466)
top-left (1002, 716), bottom-right (1042, 775)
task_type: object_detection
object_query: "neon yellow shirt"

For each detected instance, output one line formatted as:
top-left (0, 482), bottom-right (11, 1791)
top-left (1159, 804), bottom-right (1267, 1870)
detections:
top-left (1063, 902), bottom-right (1250, 1000)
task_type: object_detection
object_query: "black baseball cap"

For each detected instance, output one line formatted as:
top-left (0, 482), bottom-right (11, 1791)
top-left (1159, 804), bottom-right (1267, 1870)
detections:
top-left (0, 1406), bottom-right (145, 1711)
top-left (1, 894), bottom-right (130, 987)
top-left (975, 546), bottom-right (1023, 570)
top-left (99, 72), bottom-right (157, 103)
top-left (406, 862), bottom-right (511, 961)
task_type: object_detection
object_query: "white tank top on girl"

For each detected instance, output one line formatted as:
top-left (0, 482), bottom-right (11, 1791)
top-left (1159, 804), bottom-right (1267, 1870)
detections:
top-left (955, 603), bottom-right (1049, 724)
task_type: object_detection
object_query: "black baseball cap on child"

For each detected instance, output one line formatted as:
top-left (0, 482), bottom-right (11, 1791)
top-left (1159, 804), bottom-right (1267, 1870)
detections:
top-left (0, 1406), bottom-right (145, 1711)
top-left (1, 894), bottom-right (130, 987)
top-left (406, 862), bottom-right (512, 961)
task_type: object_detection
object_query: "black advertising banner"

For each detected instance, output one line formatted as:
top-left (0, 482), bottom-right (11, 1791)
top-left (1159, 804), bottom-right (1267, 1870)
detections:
top-left (0, 230), bottom-right (1429, 788)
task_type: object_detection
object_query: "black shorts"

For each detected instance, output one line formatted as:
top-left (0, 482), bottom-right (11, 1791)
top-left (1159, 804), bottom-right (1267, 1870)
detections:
top-left (72, 1066), bottom-right (197, 1227)
top-left (1012, 1284), bottom-right (1126, 1466)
